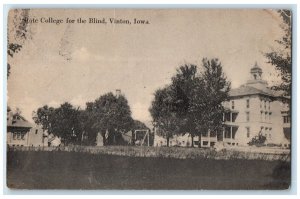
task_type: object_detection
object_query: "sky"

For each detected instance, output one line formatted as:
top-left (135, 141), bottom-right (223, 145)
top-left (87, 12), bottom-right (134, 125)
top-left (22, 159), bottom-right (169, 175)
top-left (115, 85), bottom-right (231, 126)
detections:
top-left (7, 9), bottom-right (284, 124)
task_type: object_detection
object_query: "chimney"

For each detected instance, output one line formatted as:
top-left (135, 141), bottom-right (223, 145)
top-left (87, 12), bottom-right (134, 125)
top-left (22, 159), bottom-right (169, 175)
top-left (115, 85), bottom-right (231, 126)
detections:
top-left (116, 89), bottom-right (121, 98)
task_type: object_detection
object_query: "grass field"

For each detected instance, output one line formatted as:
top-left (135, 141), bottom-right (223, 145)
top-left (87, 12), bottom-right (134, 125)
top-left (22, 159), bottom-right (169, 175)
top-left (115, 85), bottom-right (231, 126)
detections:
top-left (7, 150), bottom-right (290, 190)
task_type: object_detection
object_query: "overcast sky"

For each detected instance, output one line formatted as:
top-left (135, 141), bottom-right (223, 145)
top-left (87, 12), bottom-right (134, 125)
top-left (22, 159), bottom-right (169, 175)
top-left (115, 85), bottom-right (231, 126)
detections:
top-left (8, 9), bottom-right (284, 123)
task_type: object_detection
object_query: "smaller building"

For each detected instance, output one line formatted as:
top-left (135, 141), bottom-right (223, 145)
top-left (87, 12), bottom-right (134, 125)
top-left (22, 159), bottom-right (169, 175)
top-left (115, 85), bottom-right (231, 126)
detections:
top-left (154, 133), bottom-right (193, 147)
top-left (7, 110), bottom-right (48, 147)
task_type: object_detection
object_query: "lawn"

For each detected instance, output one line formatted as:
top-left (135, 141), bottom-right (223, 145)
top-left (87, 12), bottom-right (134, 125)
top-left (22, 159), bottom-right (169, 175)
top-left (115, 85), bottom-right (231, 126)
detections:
top-left (6, 150), bottom-right (290, 190)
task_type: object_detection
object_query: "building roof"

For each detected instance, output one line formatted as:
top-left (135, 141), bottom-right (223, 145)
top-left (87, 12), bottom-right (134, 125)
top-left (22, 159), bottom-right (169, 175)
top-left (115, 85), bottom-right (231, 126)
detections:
top-left (229, 62), bottom-right (290, 99)
top-left (229, 85), bottom-right (274, 97)
top-left (7, 114), bottom-right (33, 128)
top-left (229, 84), bottom-right (289, 99)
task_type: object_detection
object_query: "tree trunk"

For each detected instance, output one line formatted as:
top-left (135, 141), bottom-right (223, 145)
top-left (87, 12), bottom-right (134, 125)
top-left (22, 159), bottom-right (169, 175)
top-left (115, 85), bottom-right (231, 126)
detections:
top-left (81, 131), bottom-right (85, 145)
top-left (131, 131), bottom-right (135, 145)
top-left (191, 134), bottom-right (194, 147)
top-left (101, 131), bottom-right (106, 146)
top-left (166, 136), bottom-right (170, 147)
top-left (198, 134), bottom-right (202, 148)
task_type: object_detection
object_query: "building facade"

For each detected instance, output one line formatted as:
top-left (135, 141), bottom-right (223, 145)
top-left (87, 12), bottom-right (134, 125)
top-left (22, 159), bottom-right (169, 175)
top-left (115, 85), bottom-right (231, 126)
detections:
top-left (7, 110), bottom-right (48, 147)
top-left (219, 63), bottom-right (290, 147)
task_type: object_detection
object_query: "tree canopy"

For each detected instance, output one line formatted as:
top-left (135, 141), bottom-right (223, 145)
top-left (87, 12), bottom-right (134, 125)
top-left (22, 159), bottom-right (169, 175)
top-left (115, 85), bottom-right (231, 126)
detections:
top-left (265, 9), bottom-right (291, 96)
top-left (87, 92), bottom-right (134, 145)
top-left (149, 87), bottom-right (182, 146)
top-left (34, 92), bottom-right (134, 146)
top-left (150, 58), bottom-right (230, 147)
top-left (8, 9), bottom-right (31, 78)
top-left (34, 103), bottom-right (81, 145)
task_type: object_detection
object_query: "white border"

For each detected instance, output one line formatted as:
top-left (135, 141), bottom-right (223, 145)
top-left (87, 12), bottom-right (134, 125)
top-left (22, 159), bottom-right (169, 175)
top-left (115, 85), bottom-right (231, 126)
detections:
top-left (1, 0), bottom-right (299, 198)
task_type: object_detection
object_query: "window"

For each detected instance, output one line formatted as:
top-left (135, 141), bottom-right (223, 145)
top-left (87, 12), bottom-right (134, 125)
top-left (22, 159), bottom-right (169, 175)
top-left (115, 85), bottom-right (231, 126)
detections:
top-left (283, 116), bottom-right (291, 123)
top-left (246, 99), bottom-right (250, 108)
top-left (265, 112), bottom-right (268, 122)
top-left (13, 132), bottom-right (17, 140)
top-left (225, 127), bottom-right (231, 138)
top-left (225, 112), bottom-right (231, 122)
top-left (35, 129), bottom-right (38, 134)
top-left (269, 112), bottom-right (272, 121)
top-left (268, 101), bottom-right (271, 110)
top-left (261, 111), bottom-right (263, 121)
top-left (231, 101), bottom-right (235, 110)
top-left (246, 112), bottom-right (250, 122)
top-left (17, 132), bottom-right (21, 140)
top-left (21, 133), bottom-right (25, 140)
top-left (260, 99), bottom-right (262, 109)
top-left (260, 127), bottom-right (264, 135)
top-left (264, 100), bottom-right (266, 109)
top-left (246, 127), bottom-right (250, 138)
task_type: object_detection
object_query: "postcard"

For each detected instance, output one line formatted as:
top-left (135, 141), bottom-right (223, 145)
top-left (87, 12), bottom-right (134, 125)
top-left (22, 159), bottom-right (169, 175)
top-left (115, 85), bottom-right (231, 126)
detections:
top-left (7, 8), bottom-right (291, 190)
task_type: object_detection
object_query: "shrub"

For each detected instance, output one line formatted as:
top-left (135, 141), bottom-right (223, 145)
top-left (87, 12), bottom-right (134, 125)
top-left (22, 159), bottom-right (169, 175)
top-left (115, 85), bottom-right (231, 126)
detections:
top-left (248, 134), bottom-right (266, 147)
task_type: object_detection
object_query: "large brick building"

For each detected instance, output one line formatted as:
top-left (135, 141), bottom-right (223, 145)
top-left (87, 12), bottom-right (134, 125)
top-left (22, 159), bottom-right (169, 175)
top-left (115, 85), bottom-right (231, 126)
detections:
top-left (219, 63), bottom-right (290, 147)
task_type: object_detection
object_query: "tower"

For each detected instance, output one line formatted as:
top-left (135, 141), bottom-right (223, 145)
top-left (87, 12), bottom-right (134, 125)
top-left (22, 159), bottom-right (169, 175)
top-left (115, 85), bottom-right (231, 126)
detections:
top-left (250, 62), bottom-right (263, 80)
top-left (246, 62), bottom-right (268, 90)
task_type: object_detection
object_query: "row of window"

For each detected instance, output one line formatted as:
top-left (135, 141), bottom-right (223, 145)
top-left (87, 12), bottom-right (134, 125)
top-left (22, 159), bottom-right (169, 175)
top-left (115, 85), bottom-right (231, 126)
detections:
top-left (261, 111), bottom-right (272, 122)
top-left (223, 112), bottom-right (237, 122)
top-left (230, 99), bottom-right (271, 110)
top-left (12, 132), bottom-right (26, 140)
top-left (226, 111), bottom-right (275, 123)
top-left (260, 99), bottom-right (271, 110)
top-left (283, 115), bottom-right (291, 124)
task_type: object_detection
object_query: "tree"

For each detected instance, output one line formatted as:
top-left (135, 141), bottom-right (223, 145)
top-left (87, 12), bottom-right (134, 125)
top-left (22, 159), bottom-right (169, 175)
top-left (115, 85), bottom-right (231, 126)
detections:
top-left (265, 9), bottom-right (291, 96)
top-left (77, 109), bottom-right (98, 145)
top-left (191, 58), bottom-right (230, 147)
top-left (149, 87), bottom-right (182, 147)
top-left (170, 64), bottom-right (199, 147)
top-left (34, 103), bottom-right (81, 145)
top-left (132, 120), bottom-right (149, 130)
top-left (89, 92), bottom-right (134, 145)
top-left (33, 105), bottom-right (55, 131)
top-left (8, 9), bottom-right (32, 78)
top-left (51, 103), bottom-right (81, 145)
top-left (150, 58), bottom-right (230, 148)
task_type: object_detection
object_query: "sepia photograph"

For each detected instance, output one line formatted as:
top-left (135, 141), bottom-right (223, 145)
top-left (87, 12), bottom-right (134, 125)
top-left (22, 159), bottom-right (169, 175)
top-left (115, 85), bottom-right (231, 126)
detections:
top-left (6, 8), bottom-right (291, 190)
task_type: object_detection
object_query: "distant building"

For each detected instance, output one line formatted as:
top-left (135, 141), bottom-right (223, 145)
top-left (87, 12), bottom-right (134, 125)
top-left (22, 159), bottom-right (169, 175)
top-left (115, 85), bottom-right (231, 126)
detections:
top-left (154, 133), bottom-right (193, 147)
top-left (7, 111), bottom-right (48, 147)
top-left (154, 63), bottom-right (291, 148)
